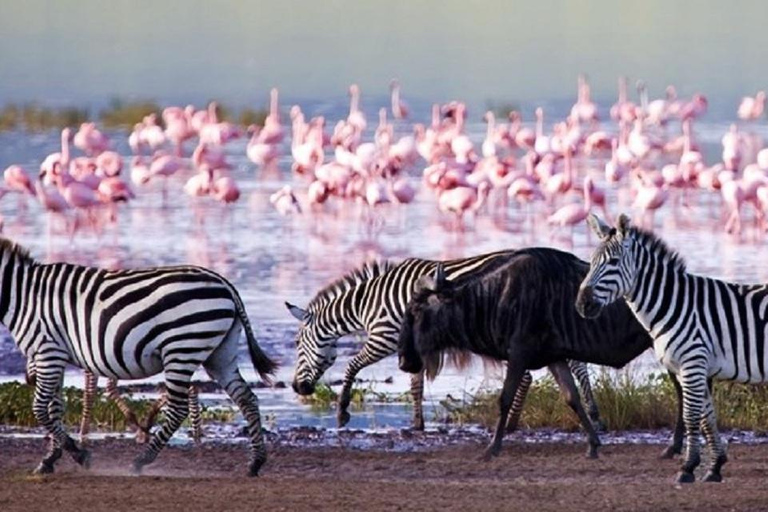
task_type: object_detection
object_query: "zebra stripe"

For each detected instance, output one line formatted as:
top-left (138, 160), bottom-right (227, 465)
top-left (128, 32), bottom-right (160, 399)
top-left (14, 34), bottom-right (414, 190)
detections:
top-left (0, 238), bottom-right (275, 476)
top-left (289, 250), bottom-right (602, 431)
top-left (578, 214), bottom-right (732, 483)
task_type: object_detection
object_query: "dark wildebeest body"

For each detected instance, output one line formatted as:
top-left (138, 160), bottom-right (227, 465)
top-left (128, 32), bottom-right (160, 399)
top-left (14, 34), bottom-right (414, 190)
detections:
top-left (398, 247), bottom-right (685, 460)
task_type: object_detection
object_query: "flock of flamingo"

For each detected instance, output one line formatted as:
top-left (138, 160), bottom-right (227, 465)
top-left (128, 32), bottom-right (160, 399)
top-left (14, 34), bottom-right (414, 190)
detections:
top-left (2, 75), bottom-right (768, 238)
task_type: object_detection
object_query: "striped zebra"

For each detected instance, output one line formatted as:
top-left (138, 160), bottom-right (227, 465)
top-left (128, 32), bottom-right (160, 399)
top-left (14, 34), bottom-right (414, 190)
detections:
top-left (287, 250), bottom-right (603, 430)
top-left (576, 213), bottom-right (738, 483)
top-left (26, 360), bottom-right (204, 445)
top-left (0, 238), bottom-right (276, 476)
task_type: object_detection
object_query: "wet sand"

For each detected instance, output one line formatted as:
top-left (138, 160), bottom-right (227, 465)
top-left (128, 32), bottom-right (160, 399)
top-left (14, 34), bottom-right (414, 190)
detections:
top-left (3, 437), bottom-right (768, 512)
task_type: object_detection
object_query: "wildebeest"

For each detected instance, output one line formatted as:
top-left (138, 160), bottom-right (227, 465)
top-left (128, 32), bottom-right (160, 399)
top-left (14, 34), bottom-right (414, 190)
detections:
top-left (398, 247), bottom-right (684, 460)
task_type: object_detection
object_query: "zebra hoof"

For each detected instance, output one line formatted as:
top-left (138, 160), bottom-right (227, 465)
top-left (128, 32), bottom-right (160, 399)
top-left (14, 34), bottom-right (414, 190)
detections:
top-left (337, 411), bottom-right (351, 428)
top-left (703, 472), bottom-right (723, 483)
top-left (33, 461), bottom-right (55, 475)
top-left (676, 471), bottom-right (695, 484)
top-left (131, 460), bottom-right (145, 475)
top-left (72, 449), bottom-right (91, 469)
top-left (248, 457), bottom-right (266, 477)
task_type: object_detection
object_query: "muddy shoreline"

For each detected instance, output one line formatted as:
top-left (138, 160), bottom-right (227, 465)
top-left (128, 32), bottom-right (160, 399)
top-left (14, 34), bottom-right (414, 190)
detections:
top-left (3, 436), bottom-right (768, 512)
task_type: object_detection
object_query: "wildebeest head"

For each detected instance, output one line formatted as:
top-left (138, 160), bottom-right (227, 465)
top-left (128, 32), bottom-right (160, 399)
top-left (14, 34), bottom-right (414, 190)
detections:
top-left (576, 213), bottom-right (638, 319)
top-left (398, 263), bottom-right (464, 380)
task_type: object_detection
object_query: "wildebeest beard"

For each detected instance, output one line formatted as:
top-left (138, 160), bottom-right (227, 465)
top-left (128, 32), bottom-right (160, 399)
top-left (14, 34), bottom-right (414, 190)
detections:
top-left (411, 299), bottom-right (501, 381)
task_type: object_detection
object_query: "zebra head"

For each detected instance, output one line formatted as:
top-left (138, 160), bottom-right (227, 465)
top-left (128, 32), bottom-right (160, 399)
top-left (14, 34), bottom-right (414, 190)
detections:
top-left (576, 213), bottom-right (638, 319)
top-left (286, 302), bottom-right (338, 395)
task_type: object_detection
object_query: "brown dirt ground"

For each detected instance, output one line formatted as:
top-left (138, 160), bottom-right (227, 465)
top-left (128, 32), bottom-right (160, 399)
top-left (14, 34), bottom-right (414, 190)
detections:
top-left (2, 437), bottom-right (768, 512)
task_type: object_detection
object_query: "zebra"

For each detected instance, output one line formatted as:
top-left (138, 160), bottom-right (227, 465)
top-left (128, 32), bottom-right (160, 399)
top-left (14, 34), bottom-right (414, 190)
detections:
top-left (0, 237), bottom-right (276, 476)
top-left (576, 213), bottom-right (741, 483)
top-left (26, 359), bottom-right (204, 445)
top-left (286, 250), bottom-right (604, 431)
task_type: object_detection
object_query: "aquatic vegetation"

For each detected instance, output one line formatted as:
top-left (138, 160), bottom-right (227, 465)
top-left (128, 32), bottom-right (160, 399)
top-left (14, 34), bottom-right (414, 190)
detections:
top-left (239, 108), bottom-right (269, 127)
top-left (485, 100), bottom-right (520, 119)
top-left (436, 370), bottom-right (768, 432)
top-left (0, 103), bottom-right (90, 132)
top-left (99, 99), bottom-right (161, 128)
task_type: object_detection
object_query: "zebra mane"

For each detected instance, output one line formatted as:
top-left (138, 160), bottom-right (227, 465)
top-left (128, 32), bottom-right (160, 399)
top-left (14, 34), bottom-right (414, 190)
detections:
top-left (0, 237), bottom-right (34, 265)
top-left (630, 227), bottom-right (686, 272)
top-left (309, 259), bottom-right (394, 307)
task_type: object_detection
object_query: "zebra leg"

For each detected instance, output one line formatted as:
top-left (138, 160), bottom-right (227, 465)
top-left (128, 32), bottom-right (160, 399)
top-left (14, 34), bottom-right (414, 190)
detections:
top-left (549, 361), bottom-right (602, 459)
top-left (32, 361), bottom-right (90, 473)
top-left (79, 371), bottom-right (98, 446)
top-left (136, 387), bottom-right (168, 444)
top-left (676, 367), bottom-right (706, 484)
top-left (660, 370), bottom-right (685, 459)
top-left (567, 360), bottom-right (605, 432)
top-left (409, 372), bottom-right (425, 431)
top-left (700, 386), bottom-right (727, 483)
top-left (188, 385), bottom-right (203, 445)
top-left (37, 394), bottom-right (65, 474)
top-left (337, 345), bottom-right (389, 428)
top-left (505, 370), bottom-right (532, 433)
top-left (204, 361), bottom-right (267, 476)
top-left (132, 371), bottom-right (191, 474)
top-left (482, 358), bottom-right (527, 461)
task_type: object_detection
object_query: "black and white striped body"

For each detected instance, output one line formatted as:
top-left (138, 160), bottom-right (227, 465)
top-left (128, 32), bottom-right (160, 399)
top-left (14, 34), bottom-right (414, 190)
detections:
top-left (288, 250), bottom-right (602, 430)
top-left (577, 214), bottom-right (733, 483)
top-left (0, 239), bottom-right (275, 476)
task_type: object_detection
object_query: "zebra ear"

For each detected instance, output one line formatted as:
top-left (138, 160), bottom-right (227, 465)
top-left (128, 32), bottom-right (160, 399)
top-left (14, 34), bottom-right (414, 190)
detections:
top-left (616, 213), bottom-right (632, 235)
top-left (285, 302), bottom-right (308, 321)
top-left (587, 213), bottom-right (613, 241)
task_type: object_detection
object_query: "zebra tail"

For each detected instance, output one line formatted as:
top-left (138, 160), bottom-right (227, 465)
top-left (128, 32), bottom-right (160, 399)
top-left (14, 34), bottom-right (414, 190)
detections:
top-left (229, 287), bottom-right (278, 385)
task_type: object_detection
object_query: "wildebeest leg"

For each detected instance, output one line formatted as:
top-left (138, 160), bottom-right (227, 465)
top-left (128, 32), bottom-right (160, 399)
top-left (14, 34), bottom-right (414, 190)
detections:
top-left (409, 372), bottom-right (426, 430)
top-left (549, 361), bottom-right (601, 459)
top-left (567, 360), bottom-right (605, 432)
top-left (505, 371), bottom-right (532, 433)
top-left (482, 359), bottom-right (527, 461)
top-left (660, 370), bottom-right (685, 459)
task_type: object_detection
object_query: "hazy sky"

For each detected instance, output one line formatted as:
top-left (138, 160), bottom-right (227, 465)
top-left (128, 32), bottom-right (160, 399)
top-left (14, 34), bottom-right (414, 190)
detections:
top-left (1, 1), bottom-right (766, 112)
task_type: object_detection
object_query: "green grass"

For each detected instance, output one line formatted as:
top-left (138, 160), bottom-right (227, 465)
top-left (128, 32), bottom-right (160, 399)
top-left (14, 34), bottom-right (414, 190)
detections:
top-left (436, 370), bottom-right (768, 433)
top-left (0, 103), bottom-right (90, 132)
top-left (99, 99), bottom-right (162, 129)
top-left (0, 381), bottom-right (234, 430)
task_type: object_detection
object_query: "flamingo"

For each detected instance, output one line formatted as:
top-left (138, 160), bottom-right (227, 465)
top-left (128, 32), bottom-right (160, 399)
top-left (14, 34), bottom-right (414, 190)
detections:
top-left (390, 79), bottom-right (409, 120)
top-left (270, 185), bottom-right (302, 215)
top-left (347, 84), bottom-right (367, 132)
top-left (534, 108), bottom-right (552, 156)
top-left (737, 91), bottom-right (766, 121)
top-left (632, 175), bottom-right (669, 230)
top-left (437, 181), bottom-right (491, 230)
top-left (41, 128), bottom-right (72, 180)
top-left (73, 123), bottom-right (110, 156)
top-left (547, 176), bottom-right (594, 237)
top-left (211, 173), bottom-right (241, 203)
top-left (3, 165), bottom-right (35, 195)
top-left (258, 88), bottom-right (285, 145)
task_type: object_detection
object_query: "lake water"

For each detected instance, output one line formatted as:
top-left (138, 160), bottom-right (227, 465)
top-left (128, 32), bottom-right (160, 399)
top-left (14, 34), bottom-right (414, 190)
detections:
top-left (1, 98), bottom-right (768, 432)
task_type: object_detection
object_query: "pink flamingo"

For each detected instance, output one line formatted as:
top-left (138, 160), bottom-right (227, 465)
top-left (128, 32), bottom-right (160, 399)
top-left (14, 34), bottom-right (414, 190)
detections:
top-left (73, 123), bottom-right (110, 156)
top-left (307, 180), bottom-right (330, 208)
top-left (737, 91), bottom-right (766, 121)
top-left (34, 179), bottom-right (70, 215)
top-left (721, 180), bottom-right (745, 234)
top-left (258, 88), bottom-right (285, 145)
top-left (247, 126), bottom-right (280, 166)
top-left (184, 168), bottom-right (213, 198)
top-left (347, 84), bottom-right (367, 132)
top-left (211, 173), bottom-right (241, 203)
top-left (534, 108), bottom-right (552, 156)
top-left (3, 165), bottom-right (35, 195)
top-left (387, 177), bottom-right (416, 204)
top-left (610, 77), bottom-right (638, 123)
top-left (163, 105), bottom-right (195, 156)
top-left (41, 128), bottom-right (72, 178)
top-left (270, 185), bottom-right (302, 215)
top-left (390, 80), bottom-right (409, 120)
top-left (605, 139), bottom-right (629, 183)
top-left (95, 151), bottom-right (123, 178)
top-left (632, 175), bottom-right (668, 229)
top-left (130, 157), bottom-right (152, 187)
top-left (437, 181), bottom-right (491, 230)
top-left (721, 124), bottom-right (743, 171)
top-left (547, 176), bottom-right (594, 238)
top-left (150, 152), bottom-right (185, 201)
top-left (570, 74), bottom-right (599, 124)
top-left (481, 112), bottom-right (498, 158)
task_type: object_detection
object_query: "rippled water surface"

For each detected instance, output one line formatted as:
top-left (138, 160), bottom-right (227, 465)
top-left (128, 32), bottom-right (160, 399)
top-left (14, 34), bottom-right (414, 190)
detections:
top-left (2, 105), bottom-right (768, 429)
